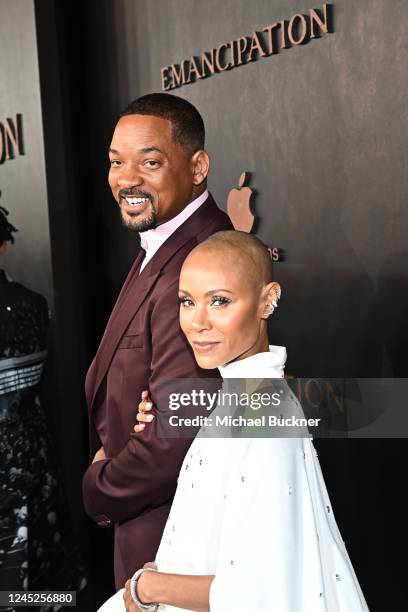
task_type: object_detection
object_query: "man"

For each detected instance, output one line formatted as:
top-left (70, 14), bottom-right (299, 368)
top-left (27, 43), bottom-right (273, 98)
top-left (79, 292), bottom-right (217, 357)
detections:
top-left (82, 93), bottom-right (233, 588)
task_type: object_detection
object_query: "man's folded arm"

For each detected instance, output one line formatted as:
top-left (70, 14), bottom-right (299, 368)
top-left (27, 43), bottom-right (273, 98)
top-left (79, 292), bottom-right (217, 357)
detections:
top-left (82, 278), bottom-right (208, 525)
top-left (82, 432), bottom-right (192, 524)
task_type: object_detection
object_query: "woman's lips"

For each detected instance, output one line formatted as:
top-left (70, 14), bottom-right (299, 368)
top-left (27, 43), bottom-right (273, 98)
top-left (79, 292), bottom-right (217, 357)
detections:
top-left (191, 341), bottom-right (221, 353)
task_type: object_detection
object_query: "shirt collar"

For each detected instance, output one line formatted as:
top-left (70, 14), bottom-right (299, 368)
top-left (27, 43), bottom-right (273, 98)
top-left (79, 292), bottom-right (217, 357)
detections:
top-left (140, 189), bottom-right (208, 256)
top-left (218, 345), bottom-right (287, 379)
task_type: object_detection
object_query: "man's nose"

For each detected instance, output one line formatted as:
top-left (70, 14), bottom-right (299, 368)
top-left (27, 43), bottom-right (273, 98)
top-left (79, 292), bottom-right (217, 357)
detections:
top-left (116, 167), bottom-right (144, 188)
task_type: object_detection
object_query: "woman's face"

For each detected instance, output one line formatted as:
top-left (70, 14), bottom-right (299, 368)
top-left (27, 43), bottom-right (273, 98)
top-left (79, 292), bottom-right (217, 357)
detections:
top-left (179, 248), bottom-right (275, 369)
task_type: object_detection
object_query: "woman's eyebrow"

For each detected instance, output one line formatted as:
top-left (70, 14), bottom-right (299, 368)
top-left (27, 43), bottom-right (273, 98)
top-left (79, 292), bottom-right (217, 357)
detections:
top-left (204, 289), bottom-right (234, 296)
top-left (179, 289), bottom-right (235, 296)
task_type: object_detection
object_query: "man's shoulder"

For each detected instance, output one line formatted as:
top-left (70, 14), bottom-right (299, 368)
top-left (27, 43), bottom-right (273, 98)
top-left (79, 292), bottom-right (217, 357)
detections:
top-left (145, 196), bottom-right (233, 279)
top-left (197, 208), bottom-right (233, 239)
top-left (197, 194), bottom-right (233, 234)
top-left (174, 194), bottom-right (233, 248)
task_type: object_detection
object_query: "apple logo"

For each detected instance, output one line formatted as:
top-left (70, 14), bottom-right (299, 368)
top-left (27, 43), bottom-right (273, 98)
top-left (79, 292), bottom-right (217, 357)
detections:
top-left (227, 172), bottom-right (255, 233)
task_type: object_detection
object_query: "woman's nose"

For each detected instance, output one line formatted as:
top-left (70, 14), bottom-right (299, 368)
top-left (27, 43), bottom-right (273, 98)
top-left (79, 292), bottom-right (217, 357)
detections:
top-left (191, 306), bottom-right (211, 331)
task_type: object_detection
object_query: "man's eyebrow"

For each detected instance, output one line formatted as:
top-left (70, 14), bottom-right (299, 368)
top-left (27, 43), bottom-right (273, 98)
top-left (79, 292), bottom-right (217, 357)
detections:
top-left (139, 146), bottom-right (164, 154)
top-left (108, 146), bottom-right (164, 155)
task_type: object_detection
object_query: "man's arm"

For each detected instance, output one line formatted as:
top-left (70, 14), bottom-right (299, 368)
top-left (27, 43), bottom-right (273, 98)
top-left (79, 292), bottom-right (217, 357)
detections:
top-left (82, 278), bottom-right (212, 524)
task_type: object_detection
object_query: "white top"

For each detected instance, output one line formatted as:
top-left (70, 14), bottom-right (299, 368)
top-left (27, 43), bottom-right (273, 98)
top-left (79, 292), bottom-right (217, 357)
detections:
top-left (139, 190), bottom-right (209, 272)
top-left (98, 346), bottom-right (369, 612)
top-left (218, 344), bottom-right (286, 378)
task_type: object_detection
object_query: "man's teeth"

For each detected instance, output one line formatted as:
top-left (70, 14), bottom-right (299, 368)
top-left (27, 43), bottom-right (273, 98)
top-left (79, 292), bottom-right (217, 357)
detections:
top-left (125, 197), bottom-right (148, 206)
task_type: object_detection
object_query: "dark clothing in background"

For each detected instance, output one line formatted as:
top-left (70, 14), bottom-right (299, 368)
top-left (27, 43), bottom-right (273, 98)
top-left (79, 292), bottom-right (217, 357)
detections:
top-left (0, 270), bottom-right (85, 610)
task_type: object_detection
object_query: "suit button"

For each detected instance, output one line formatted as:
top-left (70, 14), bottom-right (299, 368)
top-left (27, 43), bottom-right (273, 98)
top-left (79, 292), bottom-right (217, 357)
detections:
top-left (95, 514), bottom-right (112, 528)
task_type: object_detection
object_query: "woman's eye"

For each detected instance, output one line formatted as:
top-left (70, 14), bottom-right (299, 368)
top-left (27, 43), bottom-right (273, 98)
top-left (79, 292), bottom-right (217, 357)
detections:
top-left (211, 296), bottom-right (231, 307)
top-left (179, 297), bottom-right (194, 307)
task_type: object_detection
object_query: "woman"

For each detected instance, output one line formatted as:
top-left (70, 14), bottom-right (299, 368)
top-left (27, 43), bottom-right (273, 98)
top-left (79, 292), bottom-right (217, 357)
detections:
top-left (101, 230), bottom-right (369, 611)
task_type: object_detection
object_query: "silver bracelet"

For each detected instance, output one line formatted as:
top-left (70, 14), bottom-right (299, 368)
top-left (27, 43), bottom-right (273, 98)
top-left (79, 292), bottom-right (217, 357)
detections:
top-left (130, 567), bottom-right (159, 611)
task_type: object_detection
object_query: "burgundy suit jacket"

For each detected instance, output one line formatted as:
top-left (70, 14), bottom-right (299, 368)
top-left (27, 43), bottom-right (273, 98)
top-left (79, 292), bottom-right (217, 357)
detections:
top-left (82, 194), bottom-right (232, 588)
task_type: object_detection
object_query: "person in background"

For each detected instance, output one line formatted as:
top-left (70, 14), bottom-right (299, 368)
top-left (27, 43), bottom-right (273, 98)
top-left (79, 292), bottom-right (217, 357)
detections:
top-left (0, 205), bottom-right (86, 610)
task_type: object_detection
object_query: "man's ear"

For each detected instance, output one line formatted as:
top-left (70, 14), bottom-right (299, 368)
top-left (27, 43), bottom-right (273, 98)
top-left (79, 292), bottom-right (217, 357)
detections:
top-left (191, 150), bottom-right (210, 186)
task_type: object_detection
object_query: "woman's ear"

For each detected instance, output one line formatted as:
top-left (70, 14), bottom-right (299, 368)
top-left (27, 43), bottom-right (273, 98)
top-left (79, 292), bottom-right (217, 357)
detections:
top-left (191, 150), bottom-right (210, 186)
top-left (261, 282), bottom-right (281, 319)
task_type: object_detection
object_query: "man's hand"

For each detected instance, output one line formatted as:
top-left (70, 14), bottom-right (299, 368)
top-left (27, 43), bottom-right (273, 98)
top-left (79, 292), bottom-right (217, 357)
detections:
top-left (134, 390), bottom-right (155, 433)
top-left (92, 446), bottom-right (106, 463)
top-left (143, 562), bottom-right (157, 570)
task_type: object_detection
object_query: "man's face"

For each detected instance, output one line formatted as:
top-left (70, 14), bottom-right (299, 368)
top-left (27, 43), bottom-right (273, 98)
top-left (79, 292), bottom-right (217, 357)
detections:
top-left (108, 114), bottom-right (196, 231)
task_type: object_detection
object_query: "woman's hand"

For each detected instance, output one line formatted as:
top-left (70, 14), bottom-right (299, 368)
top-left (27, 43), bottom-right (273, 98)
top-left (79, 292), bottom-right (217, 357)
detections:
top-left (134, 390), bottom-right (155, 433)
top-left (122, 564), bottom-right (212, 612)
top-left (123, 581), bottom-right (140, 611)
top-left (123, 563), bottom-right (156, 611)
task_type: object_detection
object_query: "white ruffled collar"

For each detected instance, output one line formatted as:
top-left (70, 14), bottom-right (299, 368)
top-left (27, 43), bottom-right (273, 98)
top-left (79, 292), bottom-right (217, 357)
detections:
top-left (218, 345), bottom-right (287, 379)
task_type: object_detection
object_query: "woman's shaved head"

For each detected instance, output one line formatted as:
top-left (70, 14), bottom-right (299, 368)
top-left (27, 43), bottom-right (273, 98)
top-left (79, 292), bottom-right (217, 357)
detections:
top-left (179, 231), bottom-right (280, 368)
top-left (186, 230), bottom-right (273, 289)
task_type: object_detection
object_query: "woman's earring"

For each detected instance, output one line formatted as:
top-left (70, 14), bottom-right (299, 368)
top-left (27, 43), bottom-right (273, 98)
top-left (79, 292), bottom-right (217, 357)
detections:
top-left (263, 303), bottom-right (274, 318)
top-left (263, 289), bottom-right (282, 318)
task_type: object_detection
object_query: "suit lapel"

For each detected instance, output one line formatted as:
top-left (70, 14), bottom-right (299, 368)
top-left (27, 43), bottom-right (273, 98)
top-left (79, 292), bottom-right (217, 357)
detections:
top-left (90, 267), bottom-right (161, 408)
top-left (92, 248), bottom-right (145, 358)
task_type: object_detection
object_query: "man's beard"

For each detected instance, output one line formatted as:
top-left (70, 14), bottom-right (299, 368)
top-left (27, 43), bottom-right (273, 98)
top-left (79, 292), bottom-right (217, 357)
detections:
top-left (118, 189), bottom-right (157, 232)
top-left (120, 206), bottom-right (157, 232)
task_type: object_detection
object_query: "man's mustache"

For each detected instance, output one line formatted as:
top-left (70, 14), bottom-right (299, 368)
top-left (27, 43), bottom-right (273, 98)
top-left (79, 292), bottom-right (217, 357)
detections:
top-left (118, 189), bottom-right (154, 203)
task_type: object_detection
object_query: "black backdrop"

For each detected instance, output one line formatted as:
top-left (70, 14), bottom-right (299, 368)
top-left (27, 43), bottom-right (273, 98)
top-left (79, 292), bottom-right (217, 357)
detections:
top-left (33, 1), bottom-right (408, 609)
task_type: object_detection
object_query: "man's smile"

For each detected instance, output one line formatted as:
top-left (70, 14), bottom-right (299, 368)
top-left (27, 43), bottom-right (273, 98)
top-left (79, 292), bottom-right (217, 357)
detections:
top-left (123, 196), bottom-right (150, 208)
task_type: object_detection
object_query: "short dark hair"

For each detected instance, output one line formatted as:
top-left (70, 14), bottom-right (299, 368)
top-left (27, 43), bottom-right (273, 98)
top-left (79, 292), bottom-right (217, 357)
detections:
top-left (121, 93), bottom-right (205, 154)
top-left (0, 205), bottom-right (18, 246)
